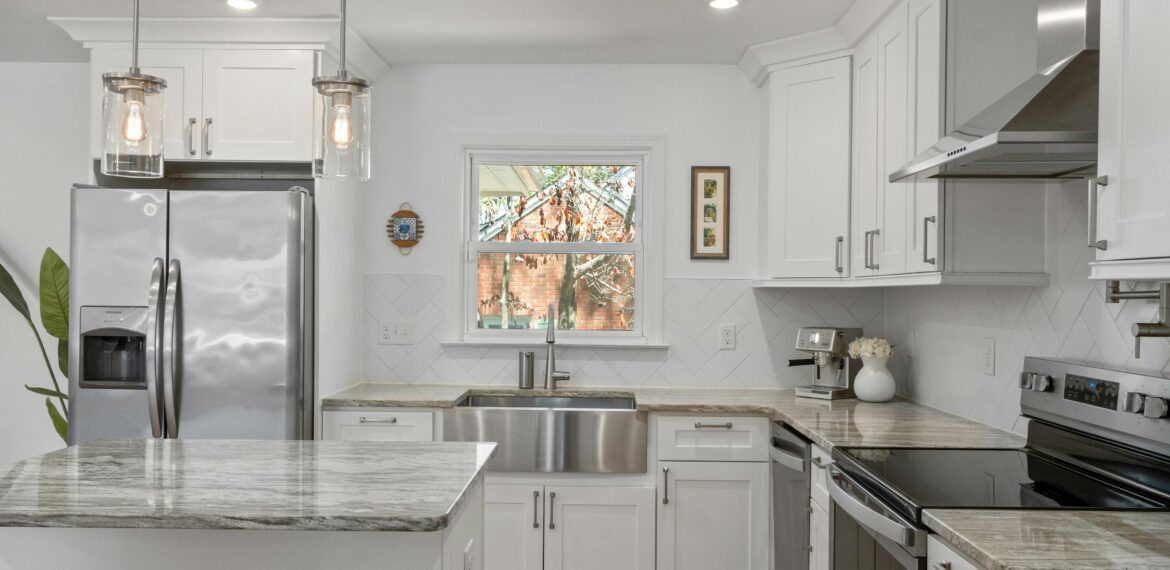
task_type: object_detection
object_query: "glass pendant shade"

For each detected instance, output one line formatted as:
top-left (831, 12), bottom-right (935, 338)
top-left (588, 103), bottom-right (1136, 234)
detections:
top-left (313, 77), bottom-right (371, 181)
top-left (101, 73), bottom-right (166, 178)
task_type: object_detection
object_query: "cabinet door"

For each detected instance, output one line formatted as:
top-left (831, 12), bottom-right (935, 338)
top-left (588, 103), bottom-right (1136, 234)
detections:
top-left (321, 411), bottom-right (434, 441)
top-left (657, 461), bottom-right (770, 570)
top-left (90, 48), bottom-right (203, 160)
top-left (809, 501), bottom-right (830, 570)
top-left (1096, 0), bottom-right (1170, 261)
top-left (905, 0), bottom-right (944, 273)
top-left (852, 33), bottom-right (879, 277)
top-left (544, 486), bottom-right (655, 570)
top-left (201, 50), bottom-right (314, 161)
top-left (874, 1), bottom-right (909, 275)
top-left (484, 484), bottom-right (545, 570)
top-left (766, 57), bottom-right (852, 278)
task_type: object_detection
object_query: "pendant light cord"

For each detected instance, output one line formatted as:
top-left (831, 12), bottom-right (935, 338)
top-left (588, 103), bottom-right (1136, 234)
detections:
top-left (130, 0), bottom-right (141, 73)
top-left (338, 0), bottom-right (348, 79)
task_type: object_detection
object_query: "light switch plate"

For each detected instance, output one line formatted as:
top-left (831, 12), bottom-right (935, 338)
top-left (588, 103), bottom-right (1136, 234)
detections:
top-left (718, 324), bottom-right (736, 350)
top-left (982, 337), bottom-right (995, 376)
top-left (379, 320), bottom-right (414, 345)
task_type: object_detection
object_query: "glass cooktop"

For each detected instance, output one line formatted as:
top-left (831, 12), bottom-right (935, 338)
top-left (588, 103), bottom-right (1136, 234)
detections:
top-left (838, 448), bottom-right (1170, 514)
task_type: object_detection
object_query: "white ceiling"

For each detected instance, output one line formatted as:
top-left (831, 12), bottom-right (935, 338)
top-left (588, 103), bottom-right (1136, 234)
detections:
top-left (1, 0), bottom-right (855, 65)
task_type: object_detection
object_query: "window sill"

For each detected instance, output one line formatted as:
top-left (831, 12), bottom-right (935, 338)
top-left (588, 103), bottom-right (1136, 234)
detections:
top-left (440, 338), bottom-right (669, 349)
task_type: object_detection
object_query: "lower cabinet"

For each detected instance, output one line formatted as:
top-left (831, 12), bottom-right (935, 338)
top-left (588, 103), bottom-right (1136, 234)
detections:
top-left (656, 461), bottom-right (771, 570)
top-left (927, 534), bottom-right (984, 570)
top-left (321, 410), bottom-right (434, 441)
top-left (809, 500), bottom-right (830, 570)
top-left (485, 483), bottom-right (655, 570)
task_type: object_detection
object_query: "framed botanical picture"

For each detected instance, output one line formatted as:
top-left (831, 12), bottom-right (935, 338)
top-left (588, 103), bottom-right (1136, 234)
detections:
top-left (690, 166), bottom-right (730, 259)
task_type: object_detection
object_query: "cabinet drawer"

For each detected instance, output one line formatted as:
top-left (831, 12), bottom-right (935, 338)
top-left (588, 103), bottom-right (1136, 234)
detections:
top-left (927, 535), bottom-right (983, 570)
top-left (323, 410), bottom-right (434, 442)
top-left (656, 416), bottom-right (770, 462)
top-left (810, 445), bottom-right (832, 510)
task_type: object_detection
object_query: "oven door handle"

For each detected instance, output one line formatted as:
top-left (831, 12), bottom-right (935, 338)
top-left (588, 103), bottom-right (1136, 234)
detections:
top-left (827, 465), bottom-right (925, 554)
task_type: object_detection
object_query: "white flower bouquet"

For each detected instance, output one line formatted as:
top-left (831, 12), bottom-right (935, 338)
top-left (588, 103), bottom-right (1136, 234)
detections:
top-left (847, 337), bottom-right (893, 360)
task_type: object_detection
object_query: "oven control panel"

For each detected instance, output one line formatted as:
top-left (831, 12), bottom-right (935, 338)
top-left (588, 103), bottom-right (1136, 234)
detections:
top-left (1063, 374), bottom-right (1120, 410)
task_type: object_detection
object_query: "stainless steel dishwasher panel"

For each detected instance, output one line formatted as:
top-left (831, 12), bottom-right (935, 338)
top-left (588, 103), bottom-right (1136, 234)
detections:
top-left (772, 422), bottom-right (812, 570)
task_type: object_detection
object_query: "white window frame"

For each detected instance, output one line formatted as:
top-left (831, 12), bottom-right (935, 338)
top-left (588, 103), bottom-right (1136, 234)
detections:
top-left (450, 135), bottom-right (664, 347)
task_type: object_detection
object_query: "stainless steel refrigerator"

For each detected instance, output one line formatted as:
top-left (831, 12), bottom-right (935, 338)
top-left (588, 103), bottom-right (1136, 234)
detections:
top-left (67, 183), bottom-right (314, 444)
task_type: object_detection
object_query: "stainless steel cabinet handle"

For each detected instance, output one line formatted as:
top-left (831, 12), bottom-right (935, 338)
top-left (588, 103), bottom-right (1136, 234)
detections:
top-left (863, 231), bottom-right (872, 269)
top-left (533, 490), bottom-right (541, 528)
top-left (661, 467), bottom-right (670, 505)
top-left (548, 491), bottom-right (556, 529)
top-left (203, 118), bottom-right (214, 156)
top-left (922, 216), bottom-right (937, 265)
top-left (694, 422), bottom-right (733, 429)
top-left (932, 563), bottom-right (952, 570)
top-left (870, 229), bottom-right (881, 270)
top-left (187, 118), bottom-right (197, 156)
top-left (834, 236), bottom-right (844, 274)
top-left (1088, 175), bottom-right (1108, 250)
top-left (358, 416), bottom-right (397, 424)
top-left (162, 259), bottom-right (182, 438)
top-left (144, 258), bottom-right (165, 438)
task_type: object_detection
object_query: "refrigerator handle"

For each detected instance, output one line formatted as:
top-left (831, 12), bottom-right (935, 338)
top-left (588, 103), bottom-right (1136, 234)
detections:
top-left (144, 258), bottom-right (166, 438)
top-left (162, 259), bottom-right (182, 438)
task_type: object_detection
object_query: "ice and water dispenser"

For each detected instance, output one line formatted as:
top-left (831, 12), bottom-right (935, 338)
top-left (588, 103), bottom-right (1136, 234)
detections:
top-left (78, 306), bottom-right (148, 388)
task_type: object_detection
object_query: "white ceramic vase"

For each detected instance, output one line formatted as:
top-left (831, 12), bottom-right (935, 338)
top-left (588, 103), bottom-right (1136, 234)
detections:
top-left (854, 354), bottom-right (896, 402)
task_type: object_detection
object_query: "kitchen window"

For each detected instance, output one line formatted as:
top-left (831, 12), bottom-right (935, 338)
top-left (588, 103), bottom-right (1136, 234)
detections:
top-left (458, 139), bottom-right (663, 346)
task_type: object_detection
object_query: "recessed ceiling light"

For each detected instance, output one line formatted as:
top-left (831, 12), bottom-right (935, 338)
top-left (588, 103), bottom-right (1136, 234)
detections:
top-left (709, 0), bottom-right (739, 9)
top-left (226, 0), bottom-right (261, 10)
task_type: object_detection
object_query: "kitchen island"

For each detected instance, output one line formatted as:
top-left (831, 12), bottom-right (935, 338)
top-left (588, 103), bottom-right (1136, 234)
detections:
top-left (0, 439), bottom-right (494, 570)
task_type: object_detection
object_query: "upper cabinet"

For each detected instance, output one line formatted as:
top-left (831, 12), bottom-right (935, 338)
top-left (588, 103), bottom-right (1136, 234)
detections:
top-left (90, 48), bottom-right (315, 162)
top-left (1090, 0), bottom-right (1170, 279)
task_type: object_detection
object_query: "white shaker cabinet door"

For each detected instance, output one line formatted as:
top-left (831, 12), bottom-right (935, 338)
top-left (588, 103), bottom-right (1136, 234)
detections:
top-left (809, 500), bottom-right (831, 570)
top-left (766, 56), bottom-right (852, 279)
top-left (543, 486), bottom-right (655, 570)
top-left (852, 31), bottom-right (880, 277)
top-left (90, 48), bottom-right (203, 160)
top-left (483, 484), bottom-right (545, 570)
top-left (905, 0), bottom-right (944, 274)
top-left (200, 50), bottom-right (314, 161)
top-left (657, 461), bottom-right (770, 570)
top-left (874, 0), bottom-right (910, 276)
top-left (1096, 0), bottom-right (1170, 261)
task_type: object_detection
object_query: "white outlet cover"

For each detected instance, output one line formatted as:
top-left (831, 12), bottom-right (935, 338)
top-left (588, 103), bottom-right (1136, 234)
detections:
top-left (718, 324), bottom-right (736, 350)
top-left (379, 320), bottom-right (414, 345)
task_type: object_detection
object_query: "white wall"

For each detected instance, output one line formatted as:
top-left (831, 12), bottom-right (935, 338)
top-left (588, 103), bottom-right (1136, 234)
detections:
top-left (887, 181), bottom-right (1170, 433)
top-left (0, 62), bottom-right (90, 465)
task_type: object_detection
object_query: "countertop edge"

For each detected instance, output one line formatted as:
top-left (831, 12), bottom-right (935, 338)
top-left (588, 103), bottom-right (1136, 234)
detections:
top-left (922, 510), bottom-right (1011, 570)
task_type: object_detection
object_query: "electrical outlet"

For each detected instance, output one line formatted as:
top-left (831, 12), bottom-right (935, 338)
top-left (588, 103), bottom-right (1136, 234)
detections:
top-left (718, 324), bottom-right (736, 350)
top-left (378, 320), bottom-right (414, 345)
top-left (982, 337), bottom-right (995, 376)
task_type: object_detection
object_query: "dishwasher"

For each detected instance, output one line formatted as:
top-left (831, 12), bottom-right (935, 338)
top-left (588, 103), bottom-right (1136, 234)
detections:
top-left (771, 421), bottom-right (812, 570)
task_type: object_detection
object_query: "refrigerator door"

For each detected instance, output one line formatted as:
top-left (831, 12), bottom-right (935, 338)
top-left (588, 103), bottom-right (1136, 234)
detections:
top-left (166, 188), bottom-right (311, 439)
top-left (68, 187), bottom-right (168, 445)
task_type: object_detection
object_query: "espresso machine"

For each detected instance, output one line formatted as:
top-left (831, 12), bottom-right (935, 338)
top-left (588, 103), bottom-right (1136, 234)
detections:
top-left (788, 327), bottom-right (862, 400)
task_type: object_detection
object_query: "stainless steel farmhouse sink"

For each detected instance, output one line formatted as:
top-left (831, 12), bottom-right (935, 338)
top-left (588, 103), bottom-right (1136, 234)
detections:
top-left (443, 393), bottom-right (648, 473)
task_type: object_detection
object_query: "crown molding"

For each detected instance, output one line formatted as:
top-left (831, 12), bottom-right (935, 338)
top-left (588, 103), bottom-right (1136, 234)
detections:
top-left (323, 26), bottom-right (390, 83)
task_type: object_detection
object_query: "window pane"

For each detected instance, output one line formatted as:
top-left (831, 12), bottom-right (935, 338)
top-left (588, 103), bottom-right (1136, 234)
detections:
top-left (478, 165), bottom-right (636, 243)
top-left (476, 253), bottom-right (635, 331)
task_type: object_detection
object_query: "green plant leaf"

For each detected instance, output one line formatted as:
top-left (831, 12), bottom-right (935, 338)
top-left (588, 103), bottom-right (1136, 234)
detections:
top-left (58, 339), bottom-right (69, 378)
top-left (39, 248), bottom-right (70, 340)
top-left (45, 398), bottom-right (69, 443)
top-left (26, 385), bottom-right (68, 399)
top-left (0, 257), bottom-right (32, 322)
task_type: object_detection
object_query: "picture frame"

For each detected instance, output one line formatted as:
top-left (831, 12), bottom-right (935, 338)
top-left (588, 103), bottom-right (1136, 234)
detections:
top-left (690, 166), bottom-right (730, 260)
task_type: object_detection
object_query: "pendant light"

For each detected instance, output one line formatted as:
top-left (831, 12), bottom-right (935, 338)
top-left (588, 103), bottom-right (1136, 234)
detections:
top-left (100, 0), bottom-right (167, 178)
top-left (313, 0), bottom-right (372, 181)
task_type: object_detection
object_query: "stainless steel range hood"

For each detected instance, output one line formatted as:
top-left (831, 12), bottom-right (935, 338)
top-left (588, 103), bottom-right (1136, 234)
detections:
top-left (891, 0), bottom-right (1100, 182)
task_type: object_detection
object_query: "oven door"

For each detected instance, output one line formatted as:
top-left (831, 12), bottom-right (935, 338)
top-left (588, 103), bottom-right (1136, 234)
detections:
top-left (827, 465), bottom-right (927, 570)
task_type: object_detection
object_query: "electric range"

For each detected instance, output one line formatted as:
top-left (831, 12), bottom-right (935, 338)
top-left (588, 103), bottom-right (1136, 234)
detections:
top-left (826, 357), bottom-right (1170, 568)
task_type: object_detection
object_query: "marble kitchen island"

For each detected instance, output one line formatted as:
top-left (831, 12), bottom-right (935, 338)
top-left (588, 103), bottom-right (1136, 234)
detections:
top-left (0, 439), bottom-right (494, 570)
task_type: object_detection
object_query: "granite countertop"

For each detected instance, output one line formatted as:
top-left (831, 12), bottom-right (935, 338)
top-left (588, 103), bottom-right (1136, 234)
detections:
top-left (924, 509), bottom-right (1170, 570)
top-left (0, 439), bottom-right (495, 532)
top-left (323, 383), bottom-right (1025, 451)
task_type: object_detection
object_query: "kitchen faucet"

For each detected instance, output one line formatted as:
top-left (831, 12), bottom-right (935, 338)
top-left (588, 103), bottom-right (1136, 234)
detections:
top-left (1105, 281), bottom-right (1170, 358)
top-left (544, 303), bottom-right (571, 389)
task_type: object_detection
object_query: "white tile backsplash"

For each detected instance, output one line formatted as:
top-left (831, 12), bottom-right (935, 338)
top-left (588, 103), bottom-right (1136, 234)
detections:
top-left (362, 276), bottom-right (885, 388)
top-left (887, 182), bottom-right (1170, 434)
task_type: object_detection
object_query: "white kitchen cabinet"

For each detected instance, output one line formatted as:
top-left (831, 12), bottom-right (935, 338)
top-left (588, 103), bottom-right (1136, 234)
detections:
top-left (484, 484), bottom-right (545, 570)
top-left (873, 0), bottom-right (910, 276)
top-left (88, 48), bottom-right (314, 162)
top-left (927, 534), bottom-right (984, 570)
top-left (544, 486), bottom-right (656, 570)
top-left (765, 56), bottom-right (852, 279)
top-left (321, 410), bottom-right (434, 441)
top-left (657, 461), bottom-right (770, 570)
top-left (656, 415), bottom-right (771, 462)
top-left (808, 500), bottom-right (830, 570)
top-left (851, 30), bottom-right (879, 277)
top-left (1091, 0), bottom-right (1170, 277)
top-left (905, 0), bottom-right (944, 274)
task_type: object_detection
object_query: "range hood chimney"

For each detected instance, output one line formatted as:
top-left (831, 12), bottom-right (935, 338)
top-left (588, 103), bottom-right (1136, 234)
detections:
top-left (891, 0), bottom-right (1100, 182)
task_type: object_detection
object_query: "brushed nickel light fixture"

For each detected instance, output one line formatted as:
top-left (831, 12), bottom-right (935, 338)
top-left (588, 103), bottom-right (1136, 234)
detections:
top-left (100, 0), bottom-right (167, 178)
top-left (312, 0), bottom-right (372, 181)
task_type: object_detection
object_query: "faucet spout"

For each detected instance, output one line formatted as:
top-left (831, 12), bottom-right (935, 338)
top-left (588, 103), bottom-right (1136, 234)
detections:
top-left (544, 303), bottom-right (571, 389)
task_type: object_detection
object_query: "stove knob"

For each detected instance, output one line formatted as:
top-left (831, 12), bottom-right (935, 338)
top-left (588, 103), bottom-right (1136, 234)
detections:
top-left (1143, 397), bottom-right (1168, 419)
top-left (1030, 375), bottom-right (1052, 392)
top-left (1019, 372), bottom-right (1034, 390)
top-left (1122, 392), bottom-right (1145, 414)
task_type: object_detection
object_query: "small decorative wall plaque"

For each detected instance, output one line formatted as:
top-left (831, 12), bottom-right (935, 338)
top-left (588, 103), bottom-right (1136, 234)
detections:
top-left (690, 166), bottom-right (730, 260)
top-left (387, 202), bottom-right (424, 255)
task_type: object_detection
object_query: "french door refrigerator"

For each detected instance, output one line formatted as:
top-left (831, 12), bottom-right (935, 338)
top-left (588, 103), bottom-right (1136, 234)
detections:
top-left (67, 184), bottom-right (314, 444)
